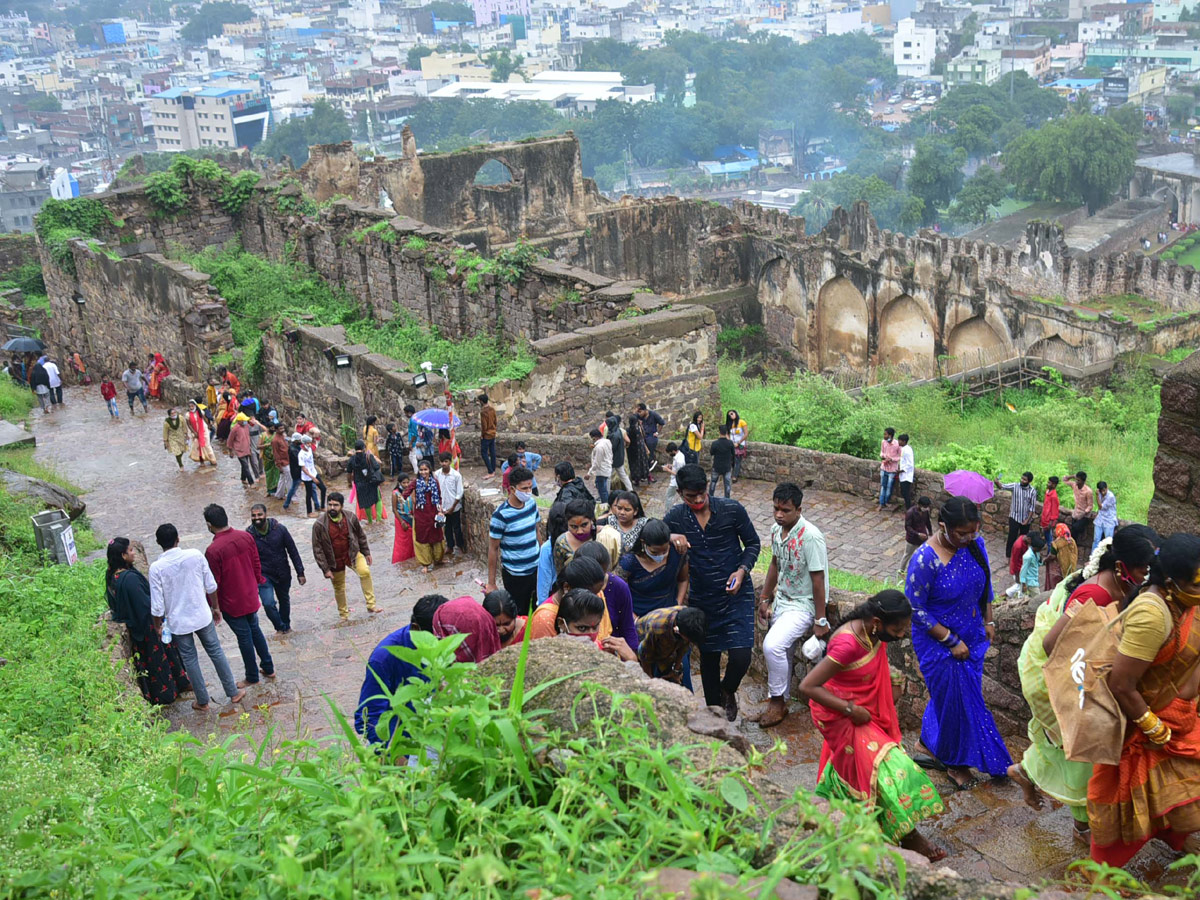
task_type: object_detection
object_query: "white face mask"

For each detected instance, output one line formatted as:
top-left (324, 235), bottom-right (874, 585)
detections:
top-left (514, 489), bottom-right (533, 503)
top-left (646, 550), bottom-right (668, 563)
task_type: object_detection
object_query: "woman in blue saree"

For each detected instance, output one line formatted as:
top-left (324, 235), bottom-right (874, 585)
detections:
top-left (905, 496), bottom-right (1012, 790)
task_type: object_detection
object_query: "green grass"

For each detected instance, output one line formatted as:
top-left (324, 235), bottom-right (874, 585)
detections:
top-left (0, 379), bottom-right (35, 422)
top-left (0, 445), bottom-right (86, 494)
top-left (720, 360), bottom-right (1159, 521)
top-left (1080, 293), bottom-right (1162, 324)
top-left (990, 197), bottom-right (1032, 219)
top-left (1174, 243), bottom-right (1200, 268)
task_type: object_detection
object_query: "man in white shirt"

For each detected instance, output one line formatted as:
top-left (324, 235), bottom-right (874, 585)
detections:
top-left (43, 357), bottom-right (63, 406)
top-left (298, 435), bottom-right (324, 517)
top-left (148, 522), bottom-right (244, 710)
top-left (898, 433), bottom-right (915, 510)
top-left (664, 440), bottom-right (686, 514)
top-left (588, 427), bottom-right (614, 504)
top-left (435, 451), bottom-right (465, 555)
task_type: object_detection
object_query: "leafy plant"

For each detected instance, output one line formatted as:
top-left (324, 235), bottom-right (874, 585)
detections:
top-left (216, 170), bottom-right (261, 215)
top-left (353, 220), bottom-right (399, 243)
top-left (143, 170), bottom-right (189, 216)
top-left (717, 324), bottom-right (766, 358)
top-left (34, 198), bottom-right (115, 275)
top-left (617, 306), bottom-right (646, 320)
top-left (404, 235), bottom-right (428, 251)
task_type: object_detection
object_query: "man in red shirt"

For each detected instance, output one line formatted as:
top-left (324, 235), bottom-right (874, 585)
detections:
top-left (204, 503), bottom-right (276, 687)
top-left (1040, 475), bottom-right (1061, 548)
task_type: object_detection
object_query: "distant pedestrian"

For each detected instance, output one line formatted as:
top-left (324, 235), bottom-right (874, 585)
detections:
top-left (121, 361), bottom-right (148, 414)
top-left (146, 352), bottom-right (169, 400)
top-left (298, 435), bottom-right (324, 516)
top-left (663, 441), bottom-right (685, 514)
top-left (664, 464), bottom-right (760, 721)
top-left (29, 359), bottom-right (50, 413)
top-left (43, 356), bottom-right (62, 406)
top-left (898, 433), bottom-right (915, 509)
top-left (362, 415), bottom-right (380, 459)
top-left (187, 400), bottom-right (217, 466)
top-left (627, 413), bottom-right (650, 486)
top-left (408, 459), bottom-right (445, 572)
top-left (607, 411), bottom-right (632, 491)
top-left (347, 440), bottom-right (384, 524)
top-left (588, 428), bottom-right (613, 503)
top-left (391, 473), bottom-right (415, 564)
top-left (384, 422), bottom-right (405, 477)
top-left (312, 492), bottom-right (379, 620)
top-left (1065, 471), bottom-right (1094, 548)
top-left (149, 523), bottom-right (245, 710)
top-left (636, 402), bottom-right (665, 474)
top-left (162, 407), bottom-right (188, 469)
top-left (901, 496), bottom-right (933, 575)
top-left (552, 461), bottom-right (594, 506)
top-left (758, 482), bottom-right (828, 728)
top-left (404, 404), bottom-right (420, 473)
top-left (435, 451), bottom-right (465, 556)
top-left (105, 537), bottom-right (191, 705)
top-left (1019, 532), bottom-right (1045, 597)
top-left (501, 442), bottom-right (543, 495)
top-left (247, 504), bottom-right (305, 634)
top-left (269, 424), bottom-right (291, 495)
top-left (99, 376), bottom-right (119, 418)
top-left (685, 411), bottom-right (705, 465)
top-left (281, 433), bottom-right (302, 508)
top-left (478, 393), bottom-right (498, 479)
top-left (878, 427), bottom-right (900, 510)
top-left (996, 471), bottom-right (1038, 558)
top-left (68, 350), bottom-right (89, 384)
top-left (1094, 481), bottom-right (1117, 551)
top-left (486, 465), bottom-right (541, 614)
top-left (228, 414), bottom-right (257, 486)
top-left (1040, 475), bottom-right (1061, 547)
top-left (204, 504), bottom-right (275, 688)
top-left (726, 410), bottom-right (749, 483)
top-left (708, 424), bottom-right (735, 499)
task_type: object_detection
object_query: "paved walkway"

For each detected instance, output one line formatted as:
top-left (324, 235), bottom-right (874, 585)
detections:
top-left (26, 387), bottom-right (1189, 890)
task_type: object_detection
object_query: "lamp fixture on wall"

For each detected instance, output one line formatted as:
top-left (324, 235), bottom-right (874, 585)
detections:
top-left (334, 354), bottom-right (351, 368)
top-left (412, 373), bottom-right (427, 387)
top-left (72, 294), bottom-right (85, 305)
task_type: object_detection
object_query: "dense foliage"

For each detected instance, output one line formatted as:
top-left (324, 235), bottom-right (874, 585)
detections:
top-left (256, 100), bottom-right (352, 167)
top-left (719, 361), bottom-right (1161, 519)
top-left (34, 197), bottom-right (116, 275)
top-left (185, 247), bottom-right (533, 388)
top-left (0, 258), bottom-right (47, 307)
top-left (180, 0), bottom-right (254, 42)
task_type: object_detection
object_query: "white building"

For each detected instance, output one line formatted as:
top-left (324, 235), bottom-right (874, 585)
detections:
top-left (152, 84), bottom-right (270, 152)
top-left (893, 17), bottom-right (938, 78)
top-left (428, 70), bottom-right (655, 114)
top-left (826, 9), bottom-right (869, 35)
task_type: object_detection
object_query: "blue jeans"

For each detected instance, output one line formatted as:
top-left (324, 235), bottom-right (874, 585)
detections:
top-left (224, 610), bottom-right (274, 683)
top-left (879, 471), bottom-right (897, 507)
top-left (126, 388), bottom-right (147, 412)
top-left (710, 470), bottom-right (731, 499)
top-left (481, 437), bottom-right (496, 474)
top-left (106, 398), bottom-right (119, 417)
top-left (595, 475), bottom-right (610, 503)
top-left (1093, 520), bottom-right (1115, 552)
top-left (389, 452), bottom-right (403, 476)
top-left (259, 578), bottom-right (292, 632)
top-left (283, 475), bottom-right (301, 509)
top-left (174, 620), bottom-right (238, 706)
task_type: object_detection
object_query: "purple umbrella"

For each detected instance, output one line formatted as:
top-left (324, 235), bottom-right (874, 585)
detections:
top-left (412, 408), bottom-right (462, 430)
top-left (942, 470), bottom-right (995, 505)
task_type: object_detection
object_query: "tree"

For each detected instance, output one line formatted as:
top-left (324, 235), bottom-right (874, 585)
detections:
top-left (952, 165), bottom-right (1008, 224)
top-left (1168, 92), bottom-right (1195, 128)
top-left (24, 92), bottom-right (61, 112)
top-left (950, 105), bottom-right (1003, 157)
top-left (256, 99), bottom-right (351, 166)
top-left (907, 138), bottom-right (966, 221)
top-left (180, 1), bottom-right (253, 43)
top-left (427, 1), bottom-right (474, 21)
top-left (1108, 102), bottom-right (1144, 137)
top-left (485, 49), bottom-right (524, 83)
top-left (407, 46), bottom-right (434, 71)
top-left (1004, 113), bottom-right (1135, 212)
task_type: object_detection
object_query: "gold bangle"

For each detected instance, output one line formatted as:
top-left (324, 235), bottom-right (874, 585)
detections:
top-left (1134, 709), bottom-right (1157, 728)
top-left (1136, 711), bottom-right (1162, 735)
top-left (1149, 726), bottom-right (1173, 746)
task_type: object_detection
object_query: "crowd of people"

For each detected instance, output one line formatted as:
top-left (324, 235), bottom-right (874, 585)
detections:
top-left (90, 372), bottom-right (1200, 873)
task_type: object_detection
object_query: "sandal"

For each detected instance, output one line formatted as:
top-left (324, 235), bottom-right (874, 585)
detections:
top-left (911, 751), bottom-right (946, 771)
top-left (947, 767), bottom-right (980, 791)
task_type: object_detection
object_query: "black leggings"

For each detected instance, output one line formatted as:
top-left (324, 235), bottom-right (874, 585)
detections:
top-left (698, 647), bottom-right (752, 708)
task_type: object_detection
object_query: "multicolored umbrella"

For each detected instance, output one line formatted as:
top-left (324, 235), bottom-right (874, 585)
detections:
top-left (412, 408), bottom-right (461, 430)
top-left (942, 470), bottom-right (995, 505)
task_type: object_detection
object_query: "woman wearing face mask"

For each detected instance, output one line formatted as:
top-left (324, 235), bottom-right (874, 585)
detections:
top-left (553, 498), bottom-right (597, 576)
top-left (1086, 532), bottom-right (1200, 868)
top-left (800, 589), bottom-right (947, 862)
top-left (598, 490), bottom-right (646, 561)
top-left (555, 587), bottom-right (637, 662)
top-left (617, 518), bottom-right (691, 688)
top-left (162, 407), bottom-right (188, 469)
top-left (405, 460), bottom-right (445, 573)
top-left (1009, 525), bottom-right (1159, 841)
top-left (905, 496), bottom-right (1012, 790)
top-left (483, 588), bottom-right (526, 648)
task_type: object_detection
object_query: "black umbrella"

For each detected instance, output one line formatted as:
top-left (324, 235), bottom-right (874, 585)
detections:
top-left (1, 336), bottom-right (45, 353)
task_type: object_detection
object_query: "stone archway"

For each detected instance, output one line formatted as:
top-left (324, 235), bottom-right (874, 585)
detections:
top-left (756, 257), bottom-right (807, 354)
top-left (816, 276), bottom-right (868, 371)
top-left (473, 158), bottom-right (516, 186)
top-left (947, 315), bottom-right (1007, 361)
top-left (878, 294), bottom-right (935, 378)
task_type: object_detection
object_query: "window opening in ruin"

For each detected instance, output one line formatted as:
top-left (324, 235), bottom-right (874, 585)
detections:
top-left (473, 159), bottom-right (514, 186)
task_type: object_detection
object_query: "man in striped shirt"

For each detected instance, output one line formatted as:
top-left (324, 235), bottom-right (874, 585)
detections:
top-left (487, 466), bottom-right (541, 614)
top-left (996, 471), bottom-right (1038, 560)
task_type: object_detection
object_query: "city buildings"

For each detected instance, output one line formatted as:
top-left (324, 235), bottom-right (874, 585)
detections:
top-left (152, 84), bottom-right (270, 152)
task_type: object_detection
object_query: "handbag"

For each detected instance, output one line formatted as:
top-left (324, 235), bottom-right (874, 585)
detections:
top-left (1043, 600), bottom-right (1129, 765)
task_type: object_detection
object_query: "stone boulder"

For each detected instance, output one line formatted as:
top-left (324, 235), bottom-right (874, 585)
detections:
top-left (477, 637), bottom-right (748, 770)
top-left (0, 469), bottom-right (86, 519)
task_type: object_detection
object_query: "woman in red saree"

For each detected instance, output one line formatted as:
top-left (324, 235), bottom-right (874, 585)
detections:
top-left (186, 400), bottom-right (217, 466)
top-left (215, 391), bottom-right (236, 443)
top-left (147, 353), bottom-right (170, 400)
top-left (800, 589), bottom-right (946, 861)
top-left (1088, 532), bottom-right (1200, 868)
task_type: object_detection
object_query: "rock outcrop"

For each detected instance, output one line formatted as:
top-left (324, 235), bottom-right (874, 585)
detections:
top-left (0, 469), bottom-right (86, 519)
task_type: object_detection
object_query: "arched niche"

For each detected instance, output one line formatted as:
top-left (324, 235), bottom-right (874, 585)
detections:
top-left (816, 275), bottom-right (868, 371)
top-left (878, 294), bottom-right (935, 377)
top-left (946, 315), bottom-right (1007, 361)
top-left (756, 257), bottom-right (806, 353)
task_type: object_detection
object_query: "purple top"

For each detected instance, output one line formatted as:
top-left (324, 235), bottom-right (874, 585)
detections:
top-left (604, 573), bottom-right (640, 652)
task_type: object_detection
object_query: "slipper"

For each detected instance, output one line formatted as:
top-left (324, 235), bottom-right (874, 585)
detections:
top-left (950, 775), bottom-right (981, 792)
top-left (911, 752), bottom-right (946, 771)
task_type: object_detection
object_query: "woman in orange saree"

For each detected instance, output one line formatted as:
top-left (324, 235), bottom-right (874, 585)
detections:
top-left (147, 352), bottom-right (170, 400)
top-left (800, 589), bottom-right (946, 861)
top-left (1088, 532), bottom-right (1200, 868)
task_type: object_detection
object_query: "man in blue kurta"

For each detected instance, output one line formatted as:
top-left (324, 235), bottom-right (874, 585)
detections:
top-left (664, 464), bottom-right (760, 721)
top-left (354, 593), bottom-right (449, 745)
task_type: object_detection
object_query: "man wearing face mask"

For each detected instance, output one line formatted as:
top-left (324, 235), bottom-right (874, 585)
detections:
top-left (247, 503), bottom-right (306, 634)
top-left (312, 492), bottom-right (379, 621)
top-left (663, 464), bottom-right (761, 721)
top-left (487, 466), bottom-right (541, 614)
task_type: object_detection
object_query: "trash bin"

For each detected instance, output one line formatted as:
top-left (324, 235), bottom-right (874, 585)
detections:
top-left (30, 509), bottom-right (69, 555)
top-left (46, 520), bottom-right (78, 566)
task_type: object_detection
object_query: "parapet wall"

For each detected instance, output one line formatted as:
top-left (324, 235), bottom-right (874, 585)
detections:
top-left (1149, 350), bottom-right (1200, 535)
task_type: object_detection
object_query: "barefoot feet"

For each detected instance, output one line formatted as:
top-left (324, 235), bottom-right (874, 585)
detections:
top-left (1007, 763), bottom-right (1045, 810)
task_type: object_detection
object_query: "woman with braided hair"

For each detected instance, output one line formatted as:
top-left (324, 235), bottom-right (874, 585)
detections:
top-left (800, 589), bottom-right (946, 861)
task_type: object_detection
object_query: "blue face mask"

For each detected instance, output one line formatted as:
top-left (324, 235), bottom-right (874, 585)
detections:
top-left (514, 489), bottom-right (534, 503)
top-left (646, 550), bottom-right (668, 563)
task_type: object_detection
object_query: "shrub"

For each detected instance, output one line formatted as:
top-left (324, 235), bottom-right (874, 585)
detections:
top-left (34, 198), bottom-right (115, 275)
top-left (717, 324), bottom-right (767, 358)
top-left (143, 171), bottom-right (189, 217)
top-left (216, 170), bottom-right (260, 215)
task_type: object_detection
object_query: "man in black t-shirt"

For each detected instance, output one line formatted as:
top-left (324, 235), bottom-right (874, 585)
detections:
top-left (709, 425), bottom-right (736, 499)
top-left (606, 412), bottom-right (631, 491)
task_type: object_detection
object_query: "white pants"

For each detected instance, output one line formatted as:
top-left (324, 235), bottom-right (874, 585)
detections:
top-left (763, 606), bottom-right (814, 699)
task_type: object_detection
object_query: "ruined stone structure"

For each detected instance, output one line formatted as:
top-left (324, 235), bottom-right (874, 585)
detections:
top-left (1149, 350), bottom-right (1200, 535)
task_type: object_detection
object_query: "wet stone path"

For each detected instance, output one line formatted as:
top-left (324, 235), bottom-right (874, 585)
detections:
top-left (30, 386), bottom-right (1189, 891)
